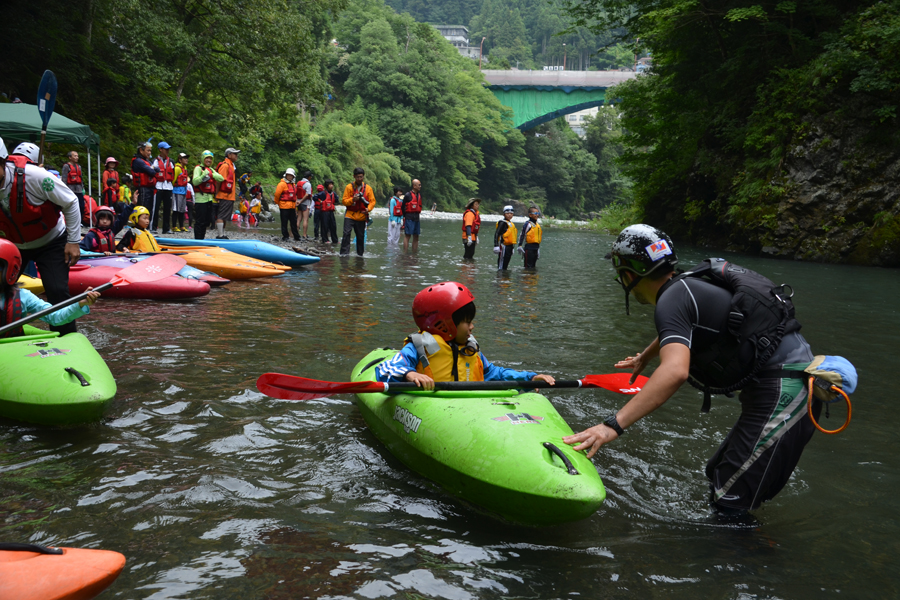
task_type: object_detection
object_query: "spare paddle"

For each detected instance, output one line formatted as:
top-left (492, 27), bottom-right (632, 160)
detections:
top-left (36, 70), bottom-right (58, 165)
top-left (0, 254), bottom-right (186, 337)
top-left (257, 372), bottom-right (649, 402)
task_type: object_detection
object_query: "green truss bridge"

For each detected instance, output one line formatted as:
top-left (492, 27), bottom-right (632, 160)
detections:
top-left (482, 70), bottom-right (637, 130)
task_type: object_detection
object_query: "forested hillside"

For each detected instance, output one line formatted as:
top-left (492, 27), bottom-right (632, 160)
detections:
top-left (566, 0), bottom-right (900, 266)
top-left (1, 0), bottom-right (626, 216)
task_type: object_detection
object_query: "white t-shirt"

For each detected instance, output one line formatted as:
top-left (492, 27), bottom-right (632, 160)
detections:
top-left (0, 163), bottom-right (81, 249)
top-left (153, 157), bottom-right (174, 191)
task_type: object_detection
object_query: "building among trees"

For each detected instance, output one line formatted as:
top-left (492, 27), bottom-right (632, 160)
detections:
top-left (434, 25), bottom-right (482, 61)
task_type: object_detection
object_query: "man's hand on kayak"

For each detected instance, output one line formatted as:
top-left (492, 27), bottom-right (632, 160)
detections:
top-left (563, 423), bottom-right (618, 459)
top-left (405, 371), bottom-right (435, 390)
top-left (532, 374), bottom-right (555, 385)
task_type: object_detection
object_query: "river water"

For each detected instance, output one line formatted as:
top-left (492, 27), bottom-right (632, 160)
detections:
top-left (1, 216), bottom-right (898, 599)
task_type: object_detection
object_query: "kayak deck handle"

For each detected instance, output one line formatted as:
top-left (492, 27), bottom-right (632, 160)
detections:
top-left (0, 542), bottom-right (64, 554)
top-left (65, 367), bottom-right (90, 387)
top-left (543, 442), bottom-right (579, 476)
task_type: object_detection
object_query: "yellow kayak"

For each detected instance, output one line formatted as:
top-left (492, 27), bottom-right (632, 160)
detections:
top-left (159, 246), bottom-right (290, 280)
top-left (17, 274), bottom-right (44, 294)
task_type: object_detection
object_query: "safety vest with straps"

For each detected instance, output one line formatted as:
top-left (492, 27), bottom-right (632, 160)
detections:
top-left (174, 166), bottom-right (190, 188)
top-left (321, 191), bottom-right (336, 212)
top-left (0, 155), bottom-right (62, 244)
top-left (314, 192), bottom-right (323, 210)
top-left (525, 222), bottom-right (542, 244)
top-left (405, 191), bottom-right (422, 213)
top-left (156, 157), bottom-right (174, 183)
top-left (462, 208), bottom-right (480, 240)
top-left (392, 197), bottom-right (404, 217)
top-left (0, 288), bottom-right (24, 339)
top-left (349, 183), bottom-right (370, 213)
top-left (195, 166), bottom-right (217, 195)
top-left (128, 228), bottom-right (161, 252)
top-left (66, 163), bottom-right (82, 185)
top-left (131, 157), bottom-right (156, 188)
top-left (217, 161), bottom-right (235, 195)
top-left (407, 332), bottom-right (485, 382)
top-left (87, 227), bottom-right (116, 253)
top-left (277, 180), bottom-right (297, 210)
top-left (496, 220), bottom-right (517, 246)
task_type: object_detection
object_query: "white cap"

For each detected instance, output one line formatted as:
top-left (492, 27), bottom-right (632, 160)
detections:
top-left (284, 168), bottom-right (296, 177)
top-left (0, 137), bottom-right (7, 160)
top-left (503, 205), bottom-right (514, 213)
top-left (13, 142), bottom-right (39, 163)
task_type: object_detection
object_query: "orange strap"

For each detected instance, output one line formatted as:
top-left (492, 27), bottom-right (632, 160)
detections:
top-left (808, 377), bottom-right (851, 434)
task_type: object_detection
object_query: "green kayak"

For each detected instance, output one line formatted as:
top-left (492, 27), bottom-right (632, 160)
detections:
top-left (0, 325), bottom-right (117, 426)
top-left (351, 348), bottom-right (606, 525)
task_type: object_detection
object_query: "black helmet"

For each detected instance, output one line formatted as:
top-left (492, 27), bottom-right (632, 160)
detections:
top-left (610, 224), bottom-right (677, 314)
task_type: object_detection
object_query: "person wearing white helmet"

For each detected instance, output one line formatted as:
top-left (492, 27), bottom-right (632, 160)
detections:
top-left (12, 142), bottom-right (40, 164)
top-left (274, 168), bottom-right (301, 242)
top-left (0, 136), bottom-right (84, 335)
top-left (191, 150), bottom-right (224, 240)
top-left (563, 224), bottom-right (831, 518)
top-left (493, 205), bottom-right (517, 270)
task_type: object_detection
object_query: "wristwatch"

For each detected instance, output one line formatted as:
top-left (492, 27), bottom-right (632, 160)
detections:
top-left (603, 414), bottom-right (625, 436)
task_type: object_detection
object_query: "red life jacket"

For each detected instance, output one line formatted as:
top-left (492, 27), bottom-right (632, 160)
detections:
top-left (463, 208), bottom-right (481, 235)
top-left (88, 227), bottom-right (116, 253)
top-left (131, 157), bottom-right (156, 188)
top-left (392, 196), bottom-right (404, 217)
top-left (186, 186), bottom-right (194, 200)
top-left (103, 170), bottom-right (119, 190)
top-left (297, 179), bottom-right (311, 201)
top-left (1, 288), bottom-right (24, 339)
top-left (66, 163), bottom-right (82, 185)
top-left (279, 182), bottom-right (297, 206)
top-left (313, 193), bottom-right (323, 210)
top-left (405, 191), bottom-right (422, 213)
top-left (156, 157), bottom-right (174, 183)
top-left (174, 166), bottom-right (189, 187)
top-left (350, 183), bottom-right (369, 212)
top-left (0, 155), bottom-right (62, 244)
top-left (321, 191), bottom-right (336, 211)
top-left (101, 187), bottom-right (118, 207)
top-left (217, 161), bottom-right (235, 194)
top-left (195, 166), bottom-right (217, 194)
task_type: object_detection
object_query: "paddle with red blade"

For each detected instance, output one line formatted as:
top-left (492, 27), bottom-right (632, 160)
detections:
top-left (0, 254), bottom-right (186, 337)
top-left (257, 372), bottom-right (649, 401)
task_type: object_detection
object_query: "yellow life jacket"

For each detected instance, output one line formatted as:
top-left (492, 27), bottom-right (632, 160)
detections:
top-left (526, 221), bottom-right (542, 244)
top-left (496, 220), bottom-right (517, 246)
top-left (130, 228), bottom-right (161, 252)
top-left (410, 332), bottom-right (484, 382)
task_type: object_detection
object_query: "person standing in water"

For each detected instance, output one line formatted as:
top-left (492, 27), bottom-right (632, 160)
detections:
top-left (493, 205), bottom-right (516, 270)
top-left (461, 198), bottom-right (480, 260)
top-left (517, 206), bottom-right (543, 268)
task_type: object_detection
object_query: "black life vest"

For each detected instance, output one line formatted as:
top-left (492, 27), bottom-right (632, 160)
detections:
top-left (1, 288), bottom-right (24, 338)
top-left (663, 258), bottom-right (801, 412)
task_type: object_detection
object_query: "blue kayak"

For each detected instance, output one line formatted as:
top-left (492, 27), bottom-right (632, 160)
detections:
top-left (155, 238), bottom-right (320, 267)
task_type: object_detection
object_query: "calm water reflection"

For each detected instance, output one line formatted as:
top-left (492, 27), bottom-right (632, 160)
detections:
top-left (1, 217), bottom-right (898, 598)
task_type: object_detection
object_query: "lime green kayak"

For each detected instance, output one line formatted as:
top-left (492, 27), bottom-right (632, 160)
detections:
top-left (0, 325), bottom-right (117, 425)
top-left (351, 348), bottom-right (606, 525)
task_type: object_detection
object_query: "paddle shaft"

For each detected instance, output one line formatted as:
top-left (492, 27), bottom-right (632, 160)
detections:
top-left (382, 379), bottom-right (584, 393)
top-left (0, 282), bottom-right (112, 337)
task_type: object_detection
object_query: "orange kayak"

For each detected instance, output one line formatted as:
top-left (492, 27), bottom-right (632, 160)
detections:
top-left (0, 543), bottom-right (125, 600)
top-left (159, 245), bottom-right (291, 280)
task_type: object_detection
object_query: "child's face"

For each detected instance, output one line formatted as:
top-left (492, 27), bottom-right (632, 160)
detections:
top-left (137, 214), bottom-right (150, 229)
top-left (98, 216), bottom-right (113, 229)
top-left (504, 211), bottom-right (513, 220)
top-left (454, 319), bottom-right (475, 345)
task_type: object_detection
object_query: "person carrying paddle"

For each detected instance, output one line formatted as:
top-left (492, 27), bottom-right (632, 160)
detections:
top-left (0, 238), bottom-right (100, 339)
top-left (376, 281), bottom-right (555, 389)
top-left (563, 224), bottom-right (826, 517)
top-left (340, 168), bottom-right (375, 256)
top-left (0, 137), bottom-right (83, 335)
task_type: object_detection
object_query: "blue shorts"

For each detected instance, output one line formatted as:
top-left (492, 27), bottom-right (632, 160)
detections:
top-left (403, 219), bottom-right (421, 235)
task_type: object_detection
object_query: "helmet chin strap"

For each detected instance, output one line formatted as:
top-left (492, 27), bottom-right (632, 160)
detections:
top-left (622, 273), bottom-right (642, 316)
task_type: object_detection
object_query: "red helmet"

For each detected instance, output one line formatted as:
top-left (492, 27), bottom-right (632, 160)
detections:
top-left (0, 239), bottom-right (23, 286)
top-left (412, 281), bottom-right (474, 341)
top-left (92, 205), bottom-right (116, 227)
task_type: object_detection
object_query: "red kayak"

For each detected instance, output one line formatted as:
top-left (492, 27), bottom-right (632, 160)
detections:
top-left (0, 543), bottom-right (125, 600)
top-left (67, 264), bottom-right (210, 299)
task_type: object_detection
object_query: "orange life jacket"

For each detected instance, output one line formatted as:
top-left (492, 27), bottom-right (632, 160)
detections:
top-left (462, 208), bottom-right (481, 239)
top-left (411, 334), bottom-right (485, 382)
top-left (216, 161), bottom-right (235, 195)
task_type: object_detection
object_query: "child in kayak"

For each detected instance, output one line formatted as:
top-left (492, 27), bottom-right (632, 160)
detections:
top-left (80, 206), bottom-right (118, 255)
top-left (0, 239), bottom-right (100, 338)
top-left (117, 206), bottom-right (161, 253)
top-left (376, 281), bottom-right (555, 389)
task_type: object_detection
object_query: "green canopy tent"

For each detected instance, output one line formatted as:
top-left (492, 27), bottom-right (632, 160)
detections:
top-left (0, 102), bottom-right (102, 197)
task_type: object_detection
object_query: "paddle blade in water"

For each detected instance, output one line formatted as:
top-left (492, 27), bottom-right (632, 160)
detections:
top-left (111, 254), bottom-right (186, 287)
top-left (581, 373), bottom-right (648, 394)
top-left (256, 373), bottom-right (385, 401)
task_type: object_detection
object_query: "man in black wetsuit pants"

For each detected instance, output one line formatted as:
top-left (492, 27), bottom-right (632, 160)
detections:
top-left (563, 224), bottom-right (821, 516)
